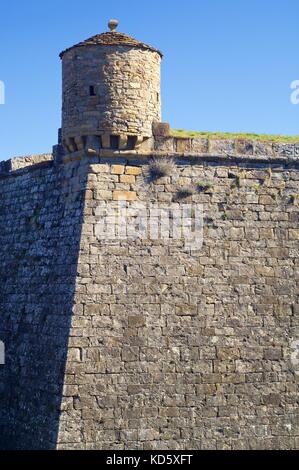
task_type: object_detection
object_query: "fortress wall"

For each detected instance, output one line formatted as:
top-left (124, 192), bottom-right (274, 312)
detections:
top-left (0, 159), bottom-right (88, 449)
top-left (0, 146), bottom-right (298, 450)
top-left (57, 155), bottom-right (299, 450)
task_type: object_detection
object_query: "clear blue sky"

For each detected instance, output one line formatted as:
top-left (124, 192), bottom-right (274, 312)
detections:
top-left (0, 0), bottom-right (298, 161)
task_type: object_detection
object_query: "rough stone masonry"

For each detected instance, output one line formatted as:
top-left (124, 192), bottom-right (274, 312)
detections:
top-left (0, 21), bottom-right (298, 450)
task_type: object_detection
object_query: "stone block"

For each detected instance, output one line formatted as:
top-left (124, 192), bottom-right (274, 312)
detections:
top-left (125, 166), bottom-right (142, 176)
top-left (234, 140), bottom-right (254, 155)
top-left (289, 229), bottom-right (299, 240)
top-left (111, 165), bottom-right (125, 175)
top-left (120, 175), bottom-right (135, 184)
top-left (90, 164), bottom-right (109, 174)
top-left (175, 138), bottom-right (192, 154)
top-left (217, 347), bottom-right (240, 360)
top-left (94, 190), bottom-right (113, 200)
top-left (264, 348), bottom-right (282, 360)
top-left (128, 315), bottom-right (146, 328)
top-left (255, 265), bottom-right (275, 277)
top-left (209, 139), bottom-right (235, 155)
top-left (122, 347), bottom-right (139, 362)
top-left (263, 393), bottom-right (281, 406)
top-left (152, 122), bottom-right (170, 137)
top-left (154, 137), bottom-right (175, 152)
top-left (113, 190), bottom-right (137, 201)
top-left (68, 348), bottom-right (82, 362)
top-left (273, 143), bottom-right (294, 157)
top-left (254, 141), bottom-right (273, 156)
top-left (192, 138), bottom-right (209, 153)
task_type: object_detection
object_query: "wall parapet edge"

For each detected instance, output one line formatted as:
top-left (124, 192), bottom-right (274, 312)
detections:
top-left (1, 135), bottom-right (299, 178)
top-left (156, 136), bottom-right (299, 159)
top-left (0, 153), bottom-right (53, 176)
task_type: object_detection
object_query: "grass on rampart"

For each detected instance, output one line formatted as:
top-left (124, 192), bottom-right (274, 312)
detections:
top-left (171, 129), bottom-right (299, 143)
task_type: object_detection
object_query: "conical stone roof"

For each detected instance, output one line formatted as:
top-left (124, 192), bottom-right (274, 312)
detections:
top-left (60, 31), bottom-right (163, 58)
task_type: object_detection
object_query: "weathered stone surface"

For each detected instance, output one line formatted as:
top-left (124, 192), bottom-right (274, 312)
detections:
top-left (0, 22), bottom-right (298, 449)
top-left (0, 153), bottom-right (295, 450)
top-left (192, 138), bottom-right (209, 154)
top-left (0, 158), bottom-right (87, 449)
top-left (111, 165), bottom-right (125, 175)
top-left (113, 190), bottom-right (137, 201)
top-left (0, 153), bottom-right (53, 172)
top-left (125, 166), bottom-right (142, 176)
top-left (152, 122), bottom-right (170, 138)
top-left (120, 175), bottom-right (135, 184)
top-left (209, 139), bottom-right (235, 155)
top-left (61, 44), bottom-right (161, 150)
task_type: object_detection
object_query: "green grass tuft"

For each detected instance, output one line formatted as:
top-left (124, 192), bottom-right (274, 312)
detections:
top-left (171, 129), bottom-right (299, 143)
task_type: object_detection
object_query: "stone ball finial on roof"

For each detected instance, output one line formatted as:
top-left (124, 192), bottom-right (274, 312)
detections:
top-left (108, 19), bottom-right (119, 32)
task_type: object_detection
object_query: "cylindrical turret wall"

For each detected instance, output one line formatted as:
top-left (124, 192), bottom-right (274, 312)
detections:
top-left (61, 45), bottom-right (161, 152)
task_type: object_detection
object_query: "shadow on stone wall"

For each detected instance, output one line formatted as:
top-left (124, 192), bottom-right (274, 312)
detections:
top-left (0, 162), bottom-right (87, 449)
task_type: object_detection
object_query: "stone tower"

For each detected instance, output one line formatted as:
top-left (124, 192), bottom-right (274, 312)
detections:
top-left (1, 19), bottom-right (298, 452)
top-left (60, 20), bottom-right (163, 155)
